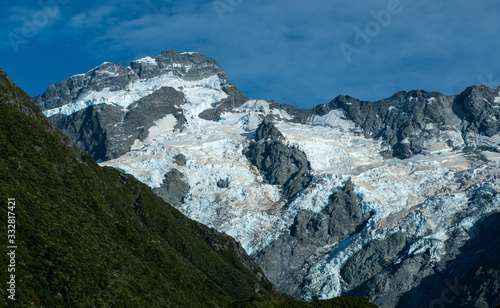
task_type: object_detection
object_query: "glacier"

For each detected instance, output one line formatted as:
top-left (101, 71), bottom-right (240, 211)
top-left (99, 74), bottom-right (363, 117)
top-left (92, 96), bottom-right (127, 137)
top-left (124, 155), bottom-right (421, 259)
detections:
top-left (99, 93), bottom-right (500, 301)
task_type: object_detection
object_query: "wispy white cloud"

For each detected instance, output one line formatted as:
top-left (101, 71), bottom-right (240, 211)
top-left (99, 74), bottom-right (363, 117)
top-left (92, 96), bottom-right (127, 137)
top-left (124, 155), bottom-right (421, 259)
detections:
top-left (1, 4), bottom-right (61, 34)
top-left (67, 6), bottom-right (116, 30)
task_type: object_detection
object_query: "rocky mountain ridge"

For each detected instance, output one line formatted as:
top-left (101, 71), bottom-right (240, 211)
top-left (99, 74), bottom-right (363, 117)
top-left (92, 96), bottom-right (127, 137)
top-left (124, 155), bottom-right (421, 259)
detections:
top-left (34, 50), bottom-right (247, 162)
top-left (34, 50), bottom-right (500, 307)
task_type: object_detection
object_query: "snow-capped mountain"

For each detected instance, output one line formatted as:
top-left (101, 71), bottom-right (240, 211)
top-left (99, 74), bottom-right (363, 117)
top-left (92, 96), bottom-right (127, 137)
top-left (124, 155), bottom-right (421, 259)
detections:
top-left (34, 50), bottom-right (500, 307)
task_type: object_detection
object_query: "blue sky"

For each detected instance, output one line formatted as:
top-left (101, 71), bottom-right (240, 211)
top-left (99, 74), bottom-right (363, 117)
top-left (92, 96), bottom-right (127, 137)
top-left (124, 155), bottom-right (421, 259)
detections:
top-left (1, 0), bottom-right (499, 109)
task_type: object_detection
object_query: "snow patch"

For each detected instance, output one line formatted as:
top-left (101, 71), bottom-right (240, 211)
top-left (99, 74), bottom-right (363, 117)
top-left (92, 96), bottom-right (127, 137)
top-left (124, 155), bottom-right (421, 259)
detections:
top-left (305, 109), bottom-right (354, 130)
top-left (145, 114), bottom-right (177, 142)
top-left (232, 99), bottom-right (294, 120)
top-left (132, 56), bottom-right (157, 66)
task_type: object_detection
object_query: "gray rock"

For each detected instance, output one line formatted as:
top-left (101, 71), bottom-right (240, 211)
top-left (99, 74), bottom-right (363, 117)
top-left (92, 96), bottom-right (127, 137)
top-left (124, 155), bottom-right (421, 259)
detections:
top-left (341, 185), bottom-right (500, 308)
top-left (347, 253), bottom-right (435, 308)
top-left (34, 50), bottom-right (250, 162)
top-left (244, 119), bottom-right (312, 202)
top-left (453, 85), bottom-right (500, 138)
top-left (305, 87), bottom-right (500, 159)
top-left (216, 179), bottom-right (229, 188)
top-left (394, 189), bottom-right (500, 308)
top-left (340, 232), bottom-right (408, 299)
top-left (279, 103), bottom-right (314, 124)
top-left (48, 103), bottom-right (121, 161)
top-left (173, 154), bottom-right (187, 166)
top-left (152, 169), bottom-right (190, 207)
top-left (254, 117), bottom-right (285, 142)
top-left (34, 50), bottom-right (228, 112)
top-left (34, 62), bottom-right (138, 110)
top-left (315, 91), bottom-right (460, 159)
top-left (197, 80), bottom-right (248, 121)
top-left (46, 86), bottom-right (186, 162)
top-left (255, 180), bottom-right (371, 297)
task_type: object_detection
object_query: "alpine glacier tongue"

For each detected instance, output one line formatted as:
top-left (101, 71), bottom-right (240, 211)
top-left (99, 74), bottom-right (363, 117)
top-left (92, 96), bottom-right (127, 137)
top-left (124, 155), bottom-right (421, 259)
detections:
top-left (34, 51), bottom-right (500, 308)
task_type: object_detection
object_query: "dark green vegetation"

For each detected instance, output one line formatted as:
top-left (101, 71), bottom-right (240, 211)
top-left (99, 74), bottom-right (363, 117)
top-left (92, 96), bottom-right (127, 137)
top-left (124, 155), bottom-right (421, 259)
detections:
top-left (232, 296), bottom-right (378, 308)
top-left (0, 69), bottom-right (376, 307)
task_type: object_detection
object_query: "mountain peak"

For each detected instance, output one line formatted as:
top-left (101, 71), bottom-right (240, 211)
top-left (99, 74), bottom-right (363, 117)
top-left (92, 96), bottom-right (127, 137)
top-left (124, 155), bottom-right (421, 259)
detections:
top-left (34, 50), bottom-right (228, 112)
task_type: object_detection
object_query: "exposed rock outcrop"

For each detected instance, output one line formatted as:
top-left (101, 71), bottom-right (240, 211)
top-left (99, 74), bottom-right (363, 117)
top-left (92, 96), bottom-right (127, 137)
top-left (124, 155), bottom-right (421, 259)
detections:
top-left (47, 86), bottom-right (186, 162)
top-left (255, 180), bottom-right (371, 296)
top-left (244, 118), bottom-right (312, 202)
top-left (309, 87), bottom-right (500, 159)
top-left (152, 169), bottom-right (190, 207)
top-left (342, 185), bottom-right (500, 308)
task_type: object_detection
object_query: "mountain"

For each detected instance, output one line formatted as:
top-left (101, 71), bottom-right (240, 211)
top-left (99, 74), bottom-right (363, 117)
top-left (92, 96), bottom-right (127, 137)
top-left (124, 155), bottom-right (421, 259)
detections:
top-left (33, 50), bottom-right (247, 163)
top-left (0, 69), bottom-right (379, 307)
top-left (34, 50), bottom-right (500, 307)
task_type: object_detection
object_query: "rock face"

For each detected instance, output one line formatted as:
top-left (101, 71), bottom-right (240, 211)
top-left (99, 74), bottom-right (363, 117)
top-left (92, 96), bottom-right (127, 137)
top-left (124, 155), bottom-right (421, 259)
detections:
top-left (152, 169), bottom-right (190, 207)
top-left (340, 232), bottom-right (407, 290)
top-left (255, 180), bottom-right (371, 296)
top-left (314, 88), bottom-right (500, 158)
top-left (394, 189), bottom-right (500, 308)
top-left (34, 50), bottom-right (500, 308)
top-left (342, 184), bottom-right (500, 308)
top-left (316, 91), bottom-right (456, 159)
top-left (173, 153), bottom-right (187, 166)
top-left (197, 82), bottom-right (248, 121)
top-left (454, 86), bottom-right (500, 146)
top-left (35, 50), bottom-right (230, 110)
top-left (47, 86), bottom-right (186, 161)
top-left (245, 118), bottom-right (312, 202)
top-left (34, 50), bottom-right (243, 212)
